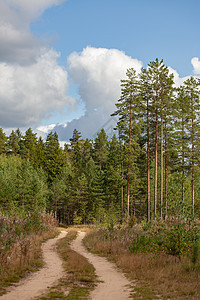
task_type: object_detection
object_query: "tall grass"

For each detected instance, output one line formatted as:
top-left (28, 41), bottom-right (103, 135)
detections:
top-left (84, 223), bottom-right (200, 299)
top-left (0, 211), bottom-right (58, 294)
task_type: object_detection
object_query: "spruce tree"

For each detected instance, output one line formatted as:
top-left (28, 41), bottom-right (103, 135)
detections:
top-left (44, 132), bottom-right (65, 183)
top-left (0, 128), bottom-right (7, 154)
top-left (7, 130), bottom-right (20, 154)
top-left (69, 129), bottom-right (82, 173)
top-left (93, 128), bottom-right (109, 169)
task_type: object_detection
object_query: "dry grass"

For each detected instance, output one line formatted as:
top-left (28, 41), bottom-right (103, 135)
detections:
top-left (0, 228), bottom-right (58, 296)
top-left (84, 228), bottom-right (200, 300)
top-left (37, 229), bottom-right (97, 300)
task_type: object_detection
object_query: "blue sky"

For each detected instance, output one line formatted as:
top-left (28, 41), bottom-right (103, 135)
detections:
top-left (0, 0), bottom-right (200, 141)
top-left (31, 0), bottom-right (200, 76)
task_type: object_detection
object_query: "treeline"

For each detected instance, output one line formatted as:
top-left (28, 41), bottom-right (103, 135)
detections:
top-left (0, 128), bottom-right (128, 224)
top-left (0, 58), bottom-right (200, 224)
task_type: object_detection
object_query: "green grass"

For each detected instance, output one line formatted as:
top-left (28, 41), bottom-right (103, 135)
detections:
top-left (37, 229), bottom-right (97, 300)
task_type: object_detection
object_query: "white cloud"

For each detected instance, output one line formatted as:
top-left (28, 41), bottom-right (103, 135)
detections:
top-left (54, 46), bottom-right (143, 140)
top-left (191, 57), bottom-right (200, 75)
top-left (8, 0), bottom-right (66, 18)
top-left (0, 0), bottom-right (75, 129)
top-left (168, 58), bottom-right (200, 87)
top-left (0, 49), bottom-right (76, 127)
top-left (168, 66), bottom-right (190, 87)
top-left (0, 0), bottom-right (67, 64)
top-left (37, 123), bottom-right (56, 134)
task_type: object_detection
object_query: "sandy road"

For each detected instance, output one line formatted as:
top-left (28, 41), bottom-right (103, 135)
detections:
top-left (1, 230), bottom-right (132, 300)
top-left (0, 230), bottom-right (67, 300)
top-left (70, 231), bottom-right (132, 300)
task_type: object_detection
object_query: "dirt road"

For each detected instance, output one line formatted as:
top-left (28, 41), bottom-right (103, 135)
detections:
top-left (1, 230), bottom-right (132, 299)
top-left (71, 231), bottom-right (132, 300)
top-left (0, 230), bottom-right (67, 300)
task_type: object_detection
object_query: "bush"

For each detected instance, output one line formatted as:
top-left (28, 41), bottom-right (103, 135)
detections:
top-left (129, 217), bottom-right (199, 259)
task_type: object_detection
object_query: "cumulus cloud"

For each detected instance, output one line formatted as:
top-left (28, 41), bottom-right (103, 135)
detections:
top-left (0, 0), bottom-right (76, 129)
top-left (0, 0), bottom-right (67, 64)
top-left (191, 57), bottom-right (200, 75)
top-left (168, 67), bottom-right (190, 87)
top-left (0, 49), bottom-right (76, 127)
top-left (8, 0), bottom-right (66, 19)
top-left (54, 46), bottom-right (143, 140)
top-left (168, 57), bottom-right (200, 87)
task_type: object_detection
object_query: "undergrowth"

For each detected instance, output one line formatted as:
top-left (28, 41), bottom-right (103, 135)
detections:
top-left (0, 211), bottom-right (58, 295)
top-left (84, 220), bottom-right (200, 300)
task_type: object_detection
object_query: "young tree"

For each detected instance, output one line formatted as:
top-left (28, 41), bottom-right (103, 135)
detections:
top-left (23, 128), bottom-right (37, 163)
top-left (0, 128), bottom-right (7, 154)
top-left (82, 138), bottom-right (93, 168)
top-left (104, 134), bottom-right (123, 212)
top-left (35, 136), bottom-right (46, 168)
top-left (69, 129), bottom-right (82, 173)
top-left (44, 132), bottom-right (65, 183)
top-left (7, 130), bottom-right (20, 154)
top-left (93, 128), bottom-right (109, 169)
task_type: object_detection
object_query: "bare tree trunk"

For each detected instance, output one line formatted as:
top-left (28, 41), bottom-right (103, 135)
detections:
top-left (182, 116), bottom-right (185, 210)
top-left (147, 97), bottom-right (151, 221)
top-left (192, 117), bottom-right (195, 214)
top-left (154, 103), bottom-right (158, 219)
top-left (119, 139), bottom-right (124, 221)
top-left (160, 95), bottom-right (163, 219)
top-left (164, 123), bottom-right (168, 218)
top-left (127, 97), bottom-right (132, 216)
top-left (121, 184), bottom-right (124, 219)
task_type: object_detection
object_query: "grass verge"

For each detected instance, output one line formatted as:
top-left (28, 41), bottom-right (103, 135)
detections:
top-left (84, 228), bottom-right (200, 300)
top-left (0, 228), bottom-right (58, 296)
top-left (37, 228), bottom-right (97, 300)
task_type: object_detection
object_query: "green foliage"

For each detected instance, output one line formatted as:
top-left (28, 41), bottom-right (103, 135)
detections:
top-left (0, 128), bottom-right (7, 154)
top-left (128, 215), bottom-right (137, 227)
top-left (190, 241), bottom-right (199, 268)
top-left (1, 59), bottom-right (200, 226)
top-left (44, 132), bottom-right (65, 183)
top-left (0, 155), bottom-right (48, 212)
top-left (0, 210), bottom-right (57, 278)
top-left (94, 128), bottom-right (109, 169)
top-left (129, 214), bottom-right (199, 259)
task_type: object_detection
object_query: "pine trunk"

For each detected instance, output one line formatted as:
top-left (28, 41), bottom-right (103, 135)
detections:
top-left (182, 116), bottom-right (185, 208)
top-left (147, 97), bottom-right (151, 221)
top-left (120, 141), bottom-right (124, 220)
top-left (127, 97), bottom-right (132, 215)
top-left (192, 117), bottom-right (195, 214)
top-left (160, 94), bottom-right (163, 219)
top-left (154, 102), bottom-right (158, 219)
top-left (164, 124), bottom-right (168, 217)
top-left (121, 184), bottom-right (124, 219)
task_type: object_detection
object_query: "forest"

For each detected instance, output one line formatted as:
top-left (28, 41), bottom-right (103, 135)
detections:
top-left (0, 58), bottom-right (200, 225)
top-left (1, 58), bottom-right (200, 299)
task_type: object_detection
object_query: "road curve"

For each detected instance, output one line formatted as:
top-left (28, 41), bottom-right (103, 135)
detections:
top-left (0, 230), bottom-right (67, 300)
top-left (70, 231), bottom-right (131, 300)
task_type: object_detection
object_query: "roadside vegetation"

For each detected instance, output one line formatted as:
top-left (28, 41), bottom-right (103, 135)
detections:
top-left (84, 211), bottom-right (200, 299)
top-left (0, 211), bottom-right (58, 296)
